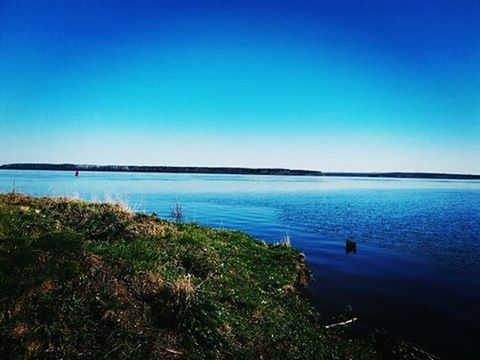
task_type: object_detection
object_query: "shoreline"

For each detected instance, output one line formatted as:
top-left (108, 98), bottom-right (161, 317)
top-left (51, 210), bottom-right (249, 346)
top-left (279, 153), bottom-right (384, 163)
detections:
top-left (0, 193), bottom-right (438, 359)
top-left (1, 163), bottom-right (480, 180)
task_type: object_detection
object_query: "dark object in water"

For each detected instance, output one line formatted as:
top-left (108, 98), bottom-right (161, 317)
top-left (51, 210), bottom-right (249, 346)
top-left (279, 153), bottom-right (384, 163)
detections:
top-left (75, 170), bottom-right (79, 177)
top-left (346, 239), bottom-right (356, 254)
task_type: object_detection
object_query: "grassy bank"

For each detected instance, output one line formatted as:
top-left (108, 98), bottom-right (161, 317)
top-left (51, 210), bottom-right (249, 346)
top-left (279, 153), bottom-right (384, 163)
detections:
top-left (0, 194), bottom-right (433, 359)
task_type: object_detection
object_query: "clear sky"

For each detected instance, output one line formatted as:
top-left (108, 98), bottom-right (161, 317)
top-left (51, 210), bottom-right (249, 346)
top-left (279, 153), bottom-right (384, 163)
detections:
top-left (1, 0), bottom-right (479, 173)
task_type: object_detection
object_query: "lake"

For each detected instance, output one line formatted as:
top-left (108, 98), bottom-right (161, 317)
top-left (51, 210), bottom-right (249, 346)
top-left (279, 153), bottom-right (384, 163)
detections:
top-left (1, 170), bottom-right (479, 358)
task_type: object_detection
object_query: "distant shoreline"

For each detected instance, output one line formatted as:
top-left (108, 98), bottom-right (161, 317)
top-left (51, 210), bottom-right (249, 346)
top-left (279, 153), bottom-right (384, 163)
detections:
top-left (1, 163), bottom-right (479, 180)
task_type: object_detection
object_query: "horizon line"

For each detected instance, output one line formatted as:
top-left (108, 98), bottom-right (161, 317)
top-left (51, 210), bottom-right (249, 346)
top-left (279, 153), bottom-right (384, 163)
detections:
top-left (1, 163), bottom-right (480, 179)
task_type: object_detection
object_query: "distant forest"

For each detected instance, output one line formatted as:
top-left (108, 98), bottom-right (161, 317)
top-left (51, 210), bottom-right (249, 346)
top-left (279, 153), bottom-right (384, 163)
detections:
top-left (1, 163), bottom-right (479, 180)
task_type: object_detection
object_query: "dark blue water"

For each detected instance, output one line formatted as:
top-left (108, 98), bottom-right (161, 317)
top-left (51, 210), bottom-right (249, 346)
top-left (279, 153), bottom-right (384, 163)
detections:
top-left (1, 170), bottom-right (479, 358)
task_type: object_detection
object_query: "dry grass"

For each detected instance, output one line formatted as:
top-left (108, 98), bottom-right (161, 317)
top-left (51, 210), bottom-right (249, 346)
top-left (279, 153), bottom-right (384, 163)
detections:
top-left (171, 274), bottom-right (195, 302)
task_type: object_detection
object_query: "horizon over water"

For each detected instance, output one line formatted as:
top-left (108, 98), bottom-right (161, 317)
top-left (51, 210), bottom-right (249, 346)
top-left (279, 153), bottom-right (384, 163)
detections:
top-left (1, 170), bottom-right (479, 359)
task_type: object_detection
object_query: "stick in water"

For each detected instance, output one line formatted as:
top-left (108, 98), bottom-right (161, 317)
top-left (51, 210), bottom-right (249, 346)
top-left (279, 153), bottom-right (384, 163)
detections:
top-left (325, 317), bottom-right (359, 329)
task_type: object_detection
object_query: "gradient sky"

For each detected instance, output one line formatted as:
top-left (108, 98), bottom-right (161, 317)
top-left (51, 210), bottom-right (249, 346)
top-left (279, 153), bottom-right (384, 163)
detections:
top-left (1, 0), bottom-right (479, 173)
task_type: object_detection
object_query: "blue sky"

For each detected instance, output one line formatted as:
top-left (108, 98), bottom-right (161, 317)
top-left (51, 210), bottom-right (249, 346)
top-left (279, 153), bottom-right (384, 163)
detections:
top-left (1, 0), bottom-right (479, 173)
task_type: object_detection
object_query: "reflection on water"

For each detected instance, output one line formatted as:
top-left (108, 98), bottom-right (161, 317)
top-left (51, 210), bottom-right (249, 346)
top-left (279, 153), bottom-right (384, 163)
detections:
top-left (1, 170), bottom-right (479, 359)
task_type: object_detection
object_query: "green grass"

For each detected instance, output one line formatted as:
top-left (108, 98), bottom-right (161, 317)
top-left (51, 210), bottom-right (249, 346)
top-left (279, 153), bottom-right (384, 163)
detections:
top-left (0, 193), bottom-right (424, 359)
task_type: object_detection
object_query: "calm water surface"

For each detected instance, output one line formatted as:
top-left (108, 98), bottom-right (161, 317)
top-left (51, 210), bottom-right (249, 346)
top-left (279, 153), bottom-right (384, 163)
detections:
top-left (1, 170), bottom-right (479, 358)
